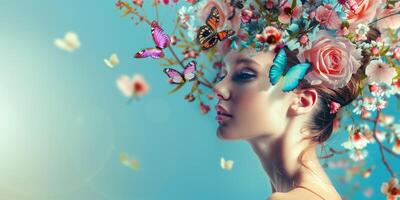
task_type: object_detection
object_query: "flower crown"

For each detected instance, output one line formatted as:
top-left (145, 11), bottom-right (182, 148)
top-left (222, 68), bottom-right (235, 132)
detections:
top-left (193, 0), bottom-right (400, 92)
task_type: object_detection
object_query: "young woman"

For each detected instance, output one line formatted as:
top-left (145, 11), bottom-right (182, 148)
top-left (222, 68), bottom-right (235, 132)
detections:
top-left (212, 47), bottom-right (360, 200)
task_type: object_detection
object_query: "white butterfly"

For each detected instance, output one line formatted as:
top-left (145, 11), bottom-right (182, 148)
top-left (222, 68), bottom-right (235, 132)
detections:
top-left (220, 157), bottom-right (234, 170)
top-left (104, 53), bottom-right (119, 68)
top-left (120, 152), bottom-right (140, 170)
top-left (54, 32), bottom-right (81, 52)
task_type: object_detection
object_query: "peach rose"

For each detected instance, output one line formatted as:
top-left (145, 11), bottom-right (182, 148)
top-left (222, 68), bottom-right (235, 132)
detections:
top-left (346, 0), bottom-right (383, 30)
top-left (297, 31), bottom-right (362, 89)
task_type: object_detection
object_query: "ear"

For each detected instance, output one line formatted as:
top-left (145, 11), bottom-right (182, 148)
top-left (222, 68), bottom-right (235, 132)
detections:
top-left (288, 88), bottom-right (318, 116)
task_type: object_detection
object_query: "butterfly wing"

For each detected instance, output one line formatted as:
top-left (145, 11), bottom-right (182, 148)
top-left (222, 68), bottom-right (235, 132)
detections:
top-left (110, 53), bottom-right (119, 65)
top-left (54, 39), bottom-right (72, 52)
top-left (281, 63), bottom-right (311, 92)
top-left (134, 48), bottom-right (164, 59)
top-left (183, 61), bottom-right (197, 81)
top-left (104, 59), bottom-right (113, 68)
top-left (163, 68), bottom-right (185, 84)
top-left (220, 157), bottom-right (234, 170)
top-left (64, 32), bottom-right (81, 50)
top-left (206, 7), bottom-right (220, 31)
top-left (217, 30), bottom-right (235, 41)
top-left (197, 7), bottom-right (221, 50)
top-left (151, 21), bottom-right (171, 49)
top-left (197, 25), bottom-right (219, 50)
top-left (269, 48), bottom-right (287, 86)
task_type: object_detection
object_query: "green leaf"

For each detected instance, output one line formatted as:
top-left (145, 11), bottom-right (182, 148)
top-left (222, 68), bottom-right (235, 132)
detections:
top-left (179, 30), bottom-right (189, 43)
top-left (159, 57), bottom-right (177, 66)
top-left (176, 44), bottom-right (191, 49)
top-left (168, 83), bottom-right (185, 94)
top-left (190, 82), bottom-right (198, 93)
top-left (291, 0), bottom-right (297, 10)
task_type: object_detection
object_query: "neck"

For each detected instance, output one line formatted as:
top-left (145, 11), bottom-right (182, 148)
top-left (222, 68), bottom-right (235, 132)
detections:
top-left (247, 119), bottom-right (333, 193)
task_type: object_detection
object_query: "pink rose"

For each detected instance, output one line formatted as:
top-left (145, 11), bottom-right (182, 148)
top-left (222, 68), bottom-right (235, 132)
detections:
top-left (297, 31), bottom-right (362, 89)
top-left (315, 4), bottom-right (341, 29)
top-left (346, 0), bottom-right (382, 30)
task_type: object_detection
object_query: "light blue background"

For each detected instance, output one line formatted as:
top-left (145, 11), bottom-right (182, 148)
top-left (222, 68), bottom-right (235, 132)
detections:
top-left (0, 1), bottom-right (398, 200)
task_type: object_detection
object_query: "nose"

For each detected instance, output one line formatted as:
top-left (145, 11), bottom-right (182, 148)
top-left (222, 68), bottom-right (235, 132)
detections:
top-left (213, 82), bottom-right (230, 101)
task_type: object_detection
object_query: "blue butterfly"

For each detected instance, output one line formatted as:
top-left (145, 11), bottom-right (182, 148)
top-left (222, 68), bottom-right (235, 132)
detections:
top-left (269, 48), bottom-right (311, 92)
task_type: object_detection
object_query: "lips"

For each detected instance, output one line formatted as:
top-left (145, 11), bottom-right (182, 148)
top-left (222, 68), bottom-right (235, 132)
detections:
top-left (215, 105), bottom-right (233, 118)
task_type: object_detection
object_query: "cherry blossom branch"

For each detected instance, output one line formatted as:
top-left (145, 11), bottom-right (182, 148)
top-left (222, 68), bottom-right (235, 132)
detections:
top-left (153, 0), bottom-right (160, 22)
top-left (318, 147), bottom-right (350, 159)
top-left (361, 117), bottom-right (400, 159)
top-left (372, 111), bottom-right (396, 178)
top-left (167, 46), bottom-right (213, 89)
top-left (127, 6), bottom-right (152, 25)
top-left (119, 1), bottom-right (214, 90)
top-left (383, 145), bottom-right (400, 159)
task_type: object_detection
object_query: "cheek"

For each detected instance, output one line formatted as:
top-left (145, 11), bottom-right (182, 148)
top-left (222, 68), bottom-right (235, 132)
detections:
top-left (230, 89), bottom-right (288, 138)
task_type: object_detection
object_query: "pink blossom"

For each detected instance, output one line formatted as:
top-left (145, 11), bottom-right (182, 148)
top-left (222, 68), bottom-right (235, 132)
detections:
top-left (240, 9), bottom-right (253, 23)
top-left (371, 47), bottom-right (380, 56)
top-left (255, 26), bottom-right (282, 45)
top-left (393, 138), bottom-right (400, 154)
top-left (393, 47), bottom-right (400, 60)
top-left (329, 101), bottom-right (341, 114)
top-left (315, 4), bottom-right (341, 29)
top-left (116, 74), bottom-right (150, 97)
top-left (200, 102), bottom-right (210, 114)
top-left (365, 60), bottom-right (397, 85)
top-left (278, 1), bottom-right (302, 24)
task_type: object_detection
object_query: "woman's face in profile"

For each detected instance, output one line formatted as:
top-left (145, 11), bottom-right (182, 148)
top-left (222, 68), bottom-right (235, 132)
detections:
top-left (213, 50), bottom-right (296, 140)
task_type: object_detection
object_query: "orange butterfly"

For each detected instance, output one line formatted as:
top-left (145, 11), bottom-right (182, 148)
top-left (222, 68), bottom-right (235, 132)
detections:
top-left (196, 7), bottom-right (235, 50)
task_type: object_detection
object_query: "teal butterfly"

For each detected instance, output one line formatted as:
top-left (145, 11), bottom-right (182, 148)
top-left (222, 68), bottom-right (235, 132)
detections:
top-left (269, 48), bottom-right (311, 92)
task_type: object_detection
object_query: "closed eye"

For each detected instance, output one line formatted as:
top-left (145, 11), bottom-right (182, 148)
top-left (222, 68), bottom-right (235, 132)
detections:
top-left (232, 68), bottom-right (256, 82)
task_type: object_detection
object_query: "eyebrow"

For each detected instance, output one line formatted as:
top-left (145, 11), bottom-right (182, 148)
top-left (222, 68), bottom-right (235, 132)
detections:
top-left (234, 58), bottom-right (259, 66)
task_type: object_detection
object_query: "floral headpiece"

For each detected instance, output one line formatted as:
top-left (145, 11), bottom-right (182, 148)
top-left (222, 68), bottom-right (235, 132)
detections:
top-left (193, 0), bottom-right (400, 92)
top-left (115, 0), bottom-right (400, 109)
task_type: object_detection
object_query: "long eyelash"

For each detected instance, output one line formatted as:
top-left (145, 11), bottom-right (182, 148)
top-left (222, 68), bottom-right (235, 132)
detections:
top-left (233, 71), bottom-right (255, 82)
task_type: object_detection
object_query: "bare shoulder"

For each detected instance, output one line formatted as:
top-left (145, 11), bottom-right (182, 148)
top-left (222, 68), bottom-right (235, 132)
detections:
top-left (267, 188), bottom-right (342, 200)
top-left (266, 192), bottom-right (288, 200)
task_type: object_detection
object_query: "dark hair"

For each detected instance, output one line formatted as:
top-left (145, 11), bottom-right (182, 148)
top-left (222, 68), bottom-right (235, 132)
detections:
top-left (284, 27), bottom-right (381, 144)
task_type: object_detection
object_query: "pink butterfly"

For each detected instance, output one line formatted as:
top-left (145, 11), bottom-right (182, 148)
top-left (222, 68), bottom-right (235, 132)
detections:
top-left (163, 61), bottom-right (197, 84)
top-left (134, 21), bottom-right (171, 59)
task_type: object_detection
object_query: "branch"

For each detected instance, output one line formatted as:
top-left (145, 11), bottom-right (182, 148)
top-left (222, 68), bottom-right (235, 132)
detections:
top-left (372, 111), bottom-right (396, 178)
top-left (383, 144), bottom-right (400, 159)
top-left (167, 46), bottom-right (213, 89)
top-left (318, 147), bottom-right (350, 159)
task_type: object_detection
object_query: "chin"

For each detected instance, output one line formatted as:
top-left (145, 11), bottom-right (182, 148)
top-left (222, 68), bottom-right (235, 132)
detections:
top-left (216, 126), bottom-right (241, 140)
